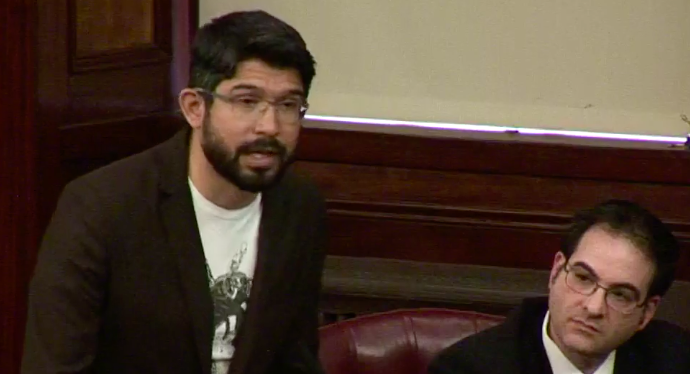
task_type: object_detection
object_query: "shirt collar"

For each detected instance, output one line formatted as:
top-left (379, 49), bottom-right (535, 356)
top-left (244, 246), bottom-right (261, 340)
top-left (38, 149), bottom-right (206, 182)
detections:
top-left (542, 311), bottom-right (616, 374)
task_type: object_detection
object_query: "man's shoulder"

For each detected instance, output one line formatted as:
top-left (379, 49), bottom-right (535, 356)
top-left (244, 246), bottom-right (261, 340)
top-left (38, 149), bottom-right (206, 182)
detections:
top-left (440, 319), bottom-right (516, 355)
top-left (636, 319), bottom-right (690, 353)
top-left (620, 319), bottom-right (690, 372)
top-left (428, 298), bottom-right (549, 374)
top-left (429, 321), bottom-right (517, 373)
top-left (64, 131), bottom-right (182, 200)
top-left (271, 168), bottom-right (324, 203)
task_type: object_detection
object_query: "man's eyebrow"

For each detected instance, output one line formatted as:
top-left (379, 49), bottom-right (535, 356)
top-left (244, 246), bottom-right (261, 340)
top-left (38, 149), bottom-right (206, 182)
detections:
top-left (570, 261), bottom-right (642, 296)
top-left (227, 85), bottom-right (305, 98)
top-left (570, 261), bottom-right (599, 278)
top-left (228, 84), bottom-right (261, 93)
top-left (283, 89), bottom-right (306, 97)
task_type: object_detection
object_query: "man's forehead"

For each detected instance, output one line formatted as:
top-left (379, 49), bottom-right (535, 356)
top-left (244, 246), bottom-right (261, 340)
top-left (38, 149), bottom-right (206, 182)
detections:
top-left (222, 60), bottom-right (303, 91)
top-left (571, 227), bottom-right (655, 286)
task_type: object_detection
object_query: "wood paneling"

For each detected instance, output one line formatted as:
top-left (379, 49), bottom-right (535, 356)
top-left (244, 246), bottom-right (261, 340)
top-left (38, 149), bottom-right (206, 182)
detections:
top-left (66, 0), bottom-right (173, 122)
top-left (67, 65), bottom-right (170, 122)
top-left (36, 0), bottom-right (194, 203)
top-left (74, 0), bottom-right (155, 55)
top-left (296, 162), bottom-right (690, 224)
top-left (296, 125), bottom-right (690, 185)
top-left (1, 1), bottom-right (39, 373)
top-left (291, 125), bottom-right (690, 282)
top-left (292, 125), bottom-right (690, 322)
top-left (70, 0), bottom-right (172, 72)
top-left (320, 256), bottom-right (690, 330)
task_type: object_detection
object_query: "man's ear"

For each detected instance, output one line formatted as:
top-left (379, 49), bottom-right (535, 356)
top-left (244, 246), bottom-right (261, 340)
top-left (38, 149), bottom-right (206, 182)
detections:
top-left (549, 252), bottom-right (567, 288)
top-left (178, 88), bottom-right (206, 130)
top-left (638, 295), bottom-right (660, 331)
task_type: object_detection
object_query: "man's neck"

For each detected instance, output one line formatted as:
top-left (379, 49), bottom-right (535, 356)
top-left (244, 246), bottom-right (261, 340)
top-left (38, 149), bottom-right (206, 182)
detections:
top-left (543, 312), bottom-right (611, 374)
top-left (570, 355), bottom-right (607, 374)
top-left (188, 140), bottom-right (257, 210)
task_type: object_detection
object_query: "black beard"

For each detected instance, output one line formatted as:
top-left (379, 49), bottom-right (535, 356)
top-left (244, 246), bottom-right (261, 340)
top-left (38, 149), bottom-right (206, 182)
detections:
top-left (200, 117), bottom-right (292, 192)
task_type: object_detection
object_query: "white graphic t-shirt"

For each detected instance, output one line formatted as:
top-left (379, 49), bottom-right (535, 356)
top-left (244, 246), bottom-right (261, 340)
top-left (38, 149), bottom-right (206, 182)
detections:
top-left (189, 179), bottom-right (260, 374)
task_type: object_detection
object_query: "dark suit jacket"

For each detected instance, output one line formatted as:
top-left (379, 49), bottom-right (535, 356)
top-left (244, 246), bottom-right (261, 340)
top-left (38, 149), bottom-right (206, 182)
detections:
top-left (429, 297), bottom-right (690, 374)
top-left (22, 129), bottom-right (328, 374)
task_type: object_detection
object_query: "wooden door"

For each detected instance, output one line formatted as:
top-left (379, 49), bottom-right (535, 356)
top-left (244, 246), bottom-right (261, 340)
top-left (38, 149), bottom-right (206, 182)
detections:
top-left (40, 0), bottom-right (196, 204)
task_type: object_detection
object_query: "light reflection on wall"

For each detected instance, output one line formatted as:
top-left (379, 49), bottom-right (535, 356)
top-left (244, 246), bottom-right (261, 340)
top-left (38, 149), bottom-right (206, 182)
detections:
top-left (305, 114), bottom-right (686, 146)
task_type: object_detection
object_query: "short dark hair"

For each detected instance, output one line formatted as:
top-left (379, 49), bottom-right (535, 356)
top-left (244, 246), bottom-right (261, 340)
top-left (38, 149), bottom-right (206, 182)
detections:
top-left (189, 10), bottom-right (316, 95)
top-left (561, 199), bottom-right (680, 299)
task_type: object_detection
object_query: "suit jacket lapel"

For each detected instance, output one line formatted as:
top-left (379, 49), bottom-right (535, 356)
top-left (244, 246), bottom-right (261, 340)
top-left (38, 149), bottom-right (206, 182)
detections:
top-left (161, 189), bottom-right (214, 374)
top-left (515, 298), bottom-right (554, 374)
top-left (230, 185), bottom-right (301, 374)
top-left (156, 129), bottom-right (214, 374)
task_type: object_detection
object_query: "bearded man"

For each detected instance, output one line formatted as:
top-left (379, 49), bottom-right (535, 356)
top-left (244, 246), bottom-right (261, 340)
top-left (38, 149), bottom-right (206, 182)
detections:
top-left (22, 10), bottom-right (327, 374)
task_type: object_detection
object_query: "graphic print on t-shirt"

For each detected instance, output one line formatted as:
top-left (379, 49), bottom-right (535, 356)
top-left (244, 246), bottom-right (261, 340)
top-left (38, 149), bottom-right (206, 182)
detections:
top-left (209, 244), bottom-right (252, 374)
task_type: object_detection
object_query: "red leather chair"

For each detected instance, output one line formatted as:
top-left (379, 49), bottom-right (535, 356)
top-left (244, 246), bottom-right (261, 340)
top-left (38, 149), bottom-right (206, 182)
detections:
top-left (318, 309), bottom-right (505, 374)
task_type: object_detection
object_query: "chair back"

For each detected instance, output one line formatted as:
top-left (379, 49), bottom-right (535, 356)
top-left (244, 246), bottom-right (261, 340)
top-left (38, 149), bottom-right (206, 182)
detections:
top-left (318, 308), bottom-right (505, 374)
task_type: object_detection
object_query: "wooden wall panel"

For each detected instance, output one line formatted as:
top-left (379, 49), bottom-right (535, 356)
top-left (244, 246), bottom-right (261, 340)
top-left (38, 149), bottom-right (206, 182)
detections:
top-left (67, 65), bottom-right (170, 122)
top-left (294, 126), bottom-right (690, 276)
top-left (296, 162), bottom-right (690, 224)
top-left (292, 158), bottom-right (690, 281)
top-left (319, 256), bottom-right (690, 330)
top-left (70, 0), bottom-right (171, 72)
top-left (74, 0), bottom-right (155, 55)
top-left (324, 213), bottom-right (564, 269)
top-left (66, 0), bottom-right (173, 122)
top-left (297, 125), bottom-right (690, 185)
top-left (291, 125), bottom-right (690, 321)
top-left (35, 0), bottom-right (193, 216)
top-left (1, 1), bottom-right (39, 373)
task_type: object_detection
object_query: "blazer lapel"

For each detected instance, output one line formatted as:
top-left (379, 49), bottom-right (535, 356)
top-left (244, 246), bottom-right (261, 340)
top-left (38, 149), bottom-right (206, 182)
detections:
top-left (516, 298), bottom-right (554, 374)
top-left (230, 186), bottom-right (301, 374)
top-left (161, 188), bottom-right (214, 374)
top-left (156, 129), bottom-right (214, 374)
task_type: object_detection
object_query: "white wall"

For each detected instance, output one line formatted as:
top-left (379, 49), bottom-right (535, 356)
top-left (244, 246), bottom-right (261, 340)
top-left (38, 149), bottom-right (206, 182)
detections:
top-left (199, 1), bottom-right (690, 136)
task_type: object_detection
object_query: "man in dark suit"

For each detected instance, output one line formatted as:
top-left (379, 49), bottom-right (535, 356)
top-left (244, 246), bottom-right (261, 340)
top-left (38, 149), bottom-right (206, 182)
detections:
top-left (22, 10), bottom-right (326, 374)
top-left (429, 200), bottom-right (690, 374)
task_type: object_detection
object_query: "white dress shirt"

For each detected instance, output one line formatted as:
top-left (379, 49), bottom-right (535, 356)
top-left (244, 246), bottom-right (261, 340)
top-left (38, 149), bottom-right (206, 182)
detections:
top-left (542, 311), bottom-right (616, 374)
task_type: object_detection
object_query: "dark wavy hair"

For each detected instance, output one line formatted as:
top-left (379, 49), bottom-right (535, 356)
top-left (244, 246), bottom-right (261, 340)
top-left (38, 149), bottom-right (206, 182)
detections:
top-left (189, 10), bottom-right (316, 95)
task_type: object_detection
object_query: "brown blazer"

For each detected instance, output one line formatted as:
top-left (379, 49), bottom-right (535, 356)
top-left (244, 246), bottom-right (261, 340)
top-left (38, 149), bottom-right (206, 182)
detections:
top-left (22, 129), bottom-right (328, 374)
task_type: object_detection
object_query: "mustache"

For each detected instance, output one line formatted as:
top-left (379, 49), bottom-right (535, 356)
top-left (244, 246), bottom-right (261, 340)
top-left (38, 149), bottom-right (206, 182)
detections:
top-left (236, 137), bottom-right (287, 157)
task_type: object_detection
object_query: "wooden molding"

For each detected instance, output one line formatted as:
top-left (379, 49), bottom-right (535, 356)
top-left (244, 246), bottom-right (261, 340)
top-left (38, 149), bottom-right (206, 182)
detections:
top-left (297, 123), bottom-right (690, 185)
top-left (326, 199), bottom-right (690, 237)
top-left (322, 256), bottom-right (549, 307)
top-left (69, 0), bottom-right (172, 73)
top-left (71, 46), bottom-right (171, 73)
top-left (321, 256), bottom-right (690, 330)
top-left (60, 112), bottom-right (183, 160)
top-left (291, 125), bottom-right (690, 282)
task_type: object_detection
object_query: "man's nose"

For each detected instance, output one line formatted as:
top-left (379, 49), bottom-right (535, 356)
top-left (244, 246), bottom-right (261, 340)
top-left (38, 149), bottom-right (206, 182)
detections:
top-left (254, 104), bottom-right (279, 136)
top-left (584, 287), bottom-right (607, 315)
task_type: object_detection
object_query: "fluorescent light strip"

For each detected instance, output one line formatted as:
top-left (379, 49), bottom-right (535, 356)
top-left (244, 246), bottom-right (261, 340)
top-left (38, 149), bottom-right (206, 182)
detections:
top-left (305, 114), bottom-right (686, 144)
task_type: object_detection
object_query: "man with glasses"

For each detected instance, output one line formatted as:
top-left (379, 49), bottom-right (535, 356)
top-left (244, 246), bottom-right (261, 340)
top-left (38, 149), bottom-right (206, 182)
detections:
top-left (429, 200), bottom-right (690, 374)
top-left (23, 10), bottom-right (326, 374)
